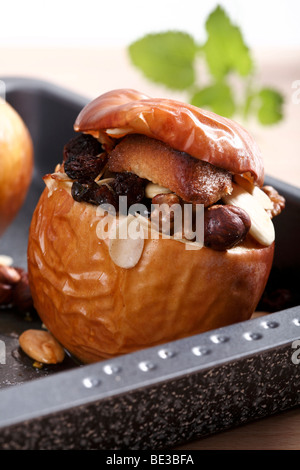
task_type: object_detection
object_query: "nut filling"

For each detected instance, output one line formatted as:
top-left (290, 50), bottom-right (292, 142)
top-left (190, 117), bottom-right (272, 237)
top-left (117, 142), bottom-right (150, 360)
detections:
top-left (19, 329), bottom-right (65, 364)
top-left (58, 133), bottom-right (285, 252)
top-left (204, 205), bottom-right (251, 251)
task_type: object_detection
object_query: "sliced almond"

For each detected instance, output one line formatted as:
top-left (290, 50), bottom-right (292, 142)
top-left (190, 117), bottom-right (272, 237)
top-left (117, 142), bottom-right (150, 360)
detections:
top-left (223, 183), bottom-right (275, 246)
top-left (50, 172), bottom-right (72, 182)
top-left (234, 175), bottom-right (273, 210)
top-left (96, 178), bottom-right (114, 186)
top-left (19, 329), bottom-right (65, 364)
top-left (0, 255), bottom-right (13, 267)
top-left (145, 183), bottom-right (172, 199)
top-left (44, 174), bottom-right (72, 197)
top-left (106, 127), bottom-right (134, 137)
top-left (44, 174), bottom-right (58, 197)
top-left (108, 215), bottom-right (145, 268)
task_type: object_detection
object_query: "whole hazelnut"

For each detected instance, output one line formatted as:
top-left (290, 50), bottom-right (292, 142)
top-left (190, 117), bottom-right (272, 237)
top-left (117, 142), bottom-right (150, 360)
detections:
top-left (204, 204), bottom-right (251, 251)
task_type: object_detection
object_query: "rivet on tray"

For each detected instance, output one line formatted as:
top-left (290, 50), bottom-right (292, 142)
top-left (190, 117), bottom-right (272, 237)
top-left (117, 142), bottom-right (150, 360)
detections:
top-left (261, 320), bottom-right (279, 329)
top-left (82, 377), bottom-right (101, 388)
top-left (210, 334), bottom-right (229, 344)
top-left (158, 348), bottom-right (176, 359)
top-left (243, 332), bottom-right (262, 341)
top-left (103, 364), bottom-right (121, 375)
top-left (191, 346), bottom-right (211, 356)
top-left (293, 319), bottom-right (300, 326)
top-left (139, 361), bottom-right (156, 372)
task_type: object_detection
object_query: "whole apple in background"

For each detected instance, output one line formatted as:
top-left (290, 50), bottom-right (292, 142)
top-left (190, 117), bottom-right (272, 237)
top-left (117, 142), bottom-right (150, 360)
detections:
top-left (0, 98), bottom-right (33, 236)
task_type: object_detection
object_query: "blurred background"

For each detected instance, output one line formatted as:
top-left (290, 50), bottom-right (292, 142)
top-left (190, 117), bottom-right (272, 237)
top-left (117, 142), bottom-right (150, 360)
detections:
top-left (1, 0), bottom-right (300, 186)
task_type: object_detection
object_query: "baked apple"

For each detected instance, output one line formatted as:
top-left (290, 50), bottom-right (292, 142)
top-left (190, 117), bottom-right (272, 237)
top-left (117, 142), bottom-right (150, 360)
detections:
top-left (0, 98), bottom-right (33, 236)
top-left (27, 89), bottom-right (284, 363)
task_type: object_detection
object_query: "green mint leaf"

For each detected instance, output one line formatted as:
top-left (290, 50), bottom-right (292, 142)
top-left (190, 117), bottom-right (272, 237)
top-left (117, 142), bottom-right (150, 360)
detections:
top-left (190, 82), bottom-right (235, 117)
top-left (202, 5), bottom-right (253, 80)
top-left (128, 31), bottom-right (197, 90)
top-left (257, 88), bottom-right (284, 125)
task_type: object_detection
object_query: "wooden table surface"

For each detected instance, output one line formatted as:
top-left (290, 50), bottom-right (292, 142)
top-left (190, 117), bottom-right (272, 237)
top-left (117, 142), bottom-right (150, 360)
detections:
top-left (1, 46), bottom-right (300, 450)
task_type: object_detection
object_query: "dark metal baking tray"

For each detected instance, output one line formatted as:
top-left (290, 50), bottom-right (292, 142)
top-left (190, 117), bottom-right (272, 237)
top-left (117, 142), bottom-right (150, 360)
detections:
top-left (0, 77), bottom-right (299, 450)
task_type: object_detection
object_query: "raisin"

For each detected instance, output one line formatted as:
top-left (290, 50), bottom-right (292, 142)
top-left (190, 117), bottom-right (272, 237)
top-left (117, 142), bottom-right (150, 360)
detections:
top-left (65, 153), bottom-right (107, 183)
top-left (71, 181), bottom-right (91, 202)
top-left (71, 171), bottom-right (146, 212)
top-left (63, 134), bottom-right (103, 162)
top-left (110, 173), bottom-right (146, 207)
top-left (63, 133), bottom-right (107, 183)
top-left (71, 181), bottom-right (118, 209)
top-left (85, 182), bottom-right (118, 208)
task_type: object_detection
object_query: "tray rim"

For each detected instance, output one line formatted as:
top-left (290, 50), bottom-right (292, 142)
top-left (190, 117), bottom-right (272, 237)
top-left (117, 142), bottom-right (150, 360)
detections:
top-left (0, 305), bottom-right (299, 431)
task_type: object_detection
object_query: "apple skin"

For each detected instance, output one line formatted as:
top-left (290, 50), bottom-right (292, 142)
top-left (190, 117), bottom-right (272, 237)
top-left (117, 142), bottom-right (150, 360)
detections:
top-left (0, 98), bottom-right (33, 236)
